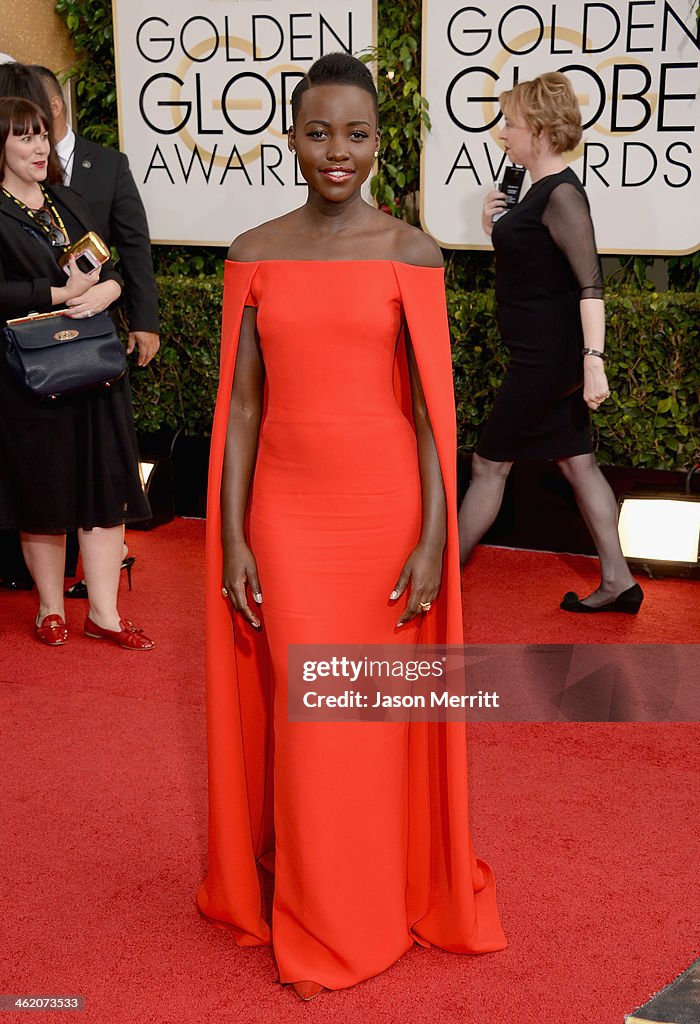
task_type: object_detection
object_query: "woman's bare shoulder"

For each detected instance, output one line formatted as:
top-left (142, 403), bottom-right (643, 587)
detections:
top-left (227, 213), bottom-right (300, 262)
top-left (385, 217), bottom-right (443, 268)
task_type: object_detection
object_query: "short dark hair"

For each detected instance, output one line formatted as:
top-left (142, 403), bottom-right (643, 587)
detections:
top-left (31, 66), bottom-right (63, 98)
top-left (0, 97), bottom-right (49, 180)
top-left (290, 53), bottom-right (378, 124)
top-left (0, 63), bottom-right (51, 120)
top-left (0, 63), bottom-right (62, 183)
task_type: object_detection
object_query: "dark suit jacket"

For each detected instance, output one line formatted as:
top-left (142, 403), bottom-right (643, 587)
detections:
top-left (0, 184), bottom-right (122, 323)
top-left (69, 135), bottom-right (159, 334)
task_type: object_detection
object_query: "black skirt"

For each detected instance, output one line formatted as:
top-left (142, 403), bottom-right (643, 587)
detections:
top-left (0, 350), bottom-right (151, 533)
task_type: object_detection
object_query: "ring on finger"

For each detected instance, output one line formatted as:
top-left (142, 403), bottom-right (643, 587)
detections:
top-left (221, 587), bottom-right (229, 598)
top-left (419, 601), bottom-right (432, 612)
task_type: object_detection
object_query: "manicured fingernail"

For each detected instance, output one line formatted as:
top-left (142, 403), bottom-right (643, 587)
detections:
top-left (396, 621), bottom-right (403, 629)
top-left (390, 590), bottom-right (398, 600)
top-left (254, 592), bottom-right (263, 603)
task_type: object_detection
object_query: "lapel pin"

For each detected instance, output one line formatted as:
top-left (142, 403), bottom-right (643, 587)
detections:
top-left (82, 159), bottom-right (91, 168)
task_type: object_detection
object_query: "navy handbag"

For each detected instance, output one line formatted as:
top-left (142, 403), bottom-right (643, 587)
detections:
top-left (3, 308), bottom-right (126, 399)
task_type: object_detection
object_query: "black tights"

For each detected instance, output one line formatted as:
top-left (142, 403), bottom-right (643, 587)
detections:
top-left (458, 452), bottom-right (634, 604)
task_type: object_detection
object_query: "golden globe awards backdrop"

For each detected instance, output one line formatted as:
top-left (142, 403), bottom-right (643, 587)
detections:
top-left (421, 2), bottom-right (699, 253)
top-left (113, 2), bottom-right (376, 245)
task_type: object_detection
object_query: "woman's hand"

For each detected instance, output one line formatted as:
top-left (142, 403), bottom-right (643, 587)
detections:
top-left (222, 539), bottom-right (263, 629)
top-left (482, 187), bottom-right (507, 236)
top-left (50, 255), bottom-right (101, 307)
top-left (389, 539), bottom-right (443, 628)
top-left (65, 278), bottom-right (122, 319)
top-left (583, 357), bottom-right (611, 410)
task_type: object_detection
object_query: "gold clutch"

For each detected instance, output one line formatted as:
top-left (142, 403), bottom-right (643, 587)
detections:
top-left (58, 231), bottom-right (110, 274)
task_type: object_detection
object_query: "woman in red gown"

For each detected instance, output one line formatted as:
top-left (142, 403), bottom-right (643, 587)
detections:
top-left (198, 53), bottom-right (506, 999)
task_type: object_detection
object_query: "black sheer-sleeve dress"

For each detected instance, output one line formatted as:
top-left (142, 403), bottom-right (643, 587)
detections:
top-left (476, 167), bottom-right (604, 462)
top-left (0, 184), bottom-right (150, 534)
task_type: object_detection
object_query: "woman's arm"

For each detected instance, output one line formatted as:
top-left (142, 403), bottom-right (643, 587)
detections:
top-left (543, 183), bottom-right (610, 410)
top-left (580, 298), bottom-right (610, 409)
top-left (0, 255), bottom-right (104, 318)
top-left (220, 305), bottom-right (265, 629)
top-left (390, 325), bottom-right (447, 627)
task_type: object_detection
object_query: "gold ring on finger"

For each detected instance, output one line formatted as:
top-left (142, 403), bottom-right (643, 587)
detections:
top-left (419, 601), bottom-right (432, 612)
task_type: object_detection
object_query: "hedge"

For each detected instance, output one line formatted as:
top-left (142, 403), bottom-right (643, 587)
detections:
top-left (129, 277), bottom-right (699, 471)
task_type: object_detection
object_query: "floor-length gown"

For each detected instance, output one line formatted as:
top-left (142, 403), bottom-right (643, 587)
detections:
top-left (198, 259), bottom-right (506, 989)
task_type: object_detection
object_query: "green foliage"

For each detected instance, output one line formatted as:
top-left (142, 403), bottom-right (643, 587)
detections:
top-left (54, 0), bottom-right (118, 148)
top-left (152, 247), bottom-right (225, 278)
top-left (668, 250), bottom-right (700, 292)
top-left (363, 0), bottom-right (427, 221)
top-left (597, 291), bottom-right (700, 468)
top-left (129, 278), bottom-right (223, 434)
top-left (131, 277), bottom-right (699, 470)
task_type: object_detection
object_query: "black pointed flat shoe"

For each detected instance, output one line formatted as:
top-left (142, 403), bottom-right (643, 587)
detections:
top-left (560, 583), bottom-right (643, 614)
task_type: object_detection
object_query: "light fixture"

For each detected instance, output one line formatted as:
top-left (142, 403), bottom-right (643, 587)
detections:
top-left (618, 481), bottom-right (700, 577)
top-left (132, 455), bottom-right (174, 529)
top-left (140, 460), bottom-right (157, 486)
top-left (132, 430), bottom-right (181, 530)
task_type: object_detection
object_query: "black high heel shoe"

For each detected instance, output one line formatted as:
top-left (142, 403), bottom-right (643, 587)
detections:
top-left (560, 583), bottom-right (643, 614)
top-left (64, 556), bottom-right (136, 599)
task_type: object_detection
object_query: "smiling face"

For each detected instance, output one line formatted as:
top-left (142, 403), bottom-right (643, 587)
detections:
top-left (288, 83), bottom-right (379, 204)
top-left (1, 123), bottom-right (50, 191)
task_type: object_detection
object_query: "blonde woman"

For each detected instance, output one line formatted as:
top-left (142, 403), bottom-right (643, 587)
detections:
top-left (458, 72), bottom-right (642, 614)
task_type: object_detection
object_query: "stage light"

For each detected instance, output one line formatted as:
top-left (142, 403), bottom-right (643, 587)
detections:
top-left (133, 455), bottom-right (175, 530)
top-left (618, 494), bottom-right (700, 568)
top-left (140, 460), bottom-right (157, 486)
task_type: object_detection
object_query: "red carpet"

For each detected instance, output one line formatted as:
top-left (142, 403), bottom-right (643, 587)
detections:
top-left (462, 545), bottom-right (698, 644)
top-left (1, 520), bottom-right (698, 1023)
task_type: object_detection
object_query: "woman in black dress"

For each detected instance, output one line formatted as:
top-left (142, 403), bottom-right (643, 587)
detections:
top-left (458, 72), bottom-right (642, 613)
top-left (0, 97), bottom-right (154, 647)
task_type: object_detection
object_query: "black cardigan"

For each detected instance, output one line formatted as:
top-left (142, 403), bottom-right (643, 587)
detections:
top-left (0, 184), bottom-right (122, 323)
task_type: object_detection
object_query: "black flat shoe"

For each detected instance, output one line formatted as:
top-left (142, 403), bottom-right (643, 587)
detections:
top-left (64, 556), bottom-right (136, 599)
top-left (64, 579), bottom-right (88, 599)
top-left (560, 583), bottom-right (643, 614)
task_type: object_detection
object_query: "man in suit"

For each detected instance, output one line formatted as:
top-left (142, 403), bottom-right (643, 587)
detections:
top-left (33, 66), bottom-right (159, 367)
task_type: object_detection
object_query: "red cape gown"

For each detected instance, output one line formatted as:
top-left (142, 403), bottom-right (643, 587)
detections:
top-left (197, 260), bottom-right (506, 989)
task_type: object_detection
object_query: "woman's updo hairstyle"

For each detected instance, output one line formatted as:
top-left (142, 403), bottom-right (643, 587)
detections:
top-left (500, 72), bottom-right (582, 153)
top-left (290, 52), bottom-right (378, 124)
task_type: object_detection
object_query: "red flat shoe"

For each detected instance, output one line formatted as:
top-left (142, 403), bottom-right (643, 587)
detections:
top-left (35, 614), bottom-right (68, 646)
top-left (292, 982), bottom-right (325, 1001)
top-left (84, 615), bottom-right (155, 651)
